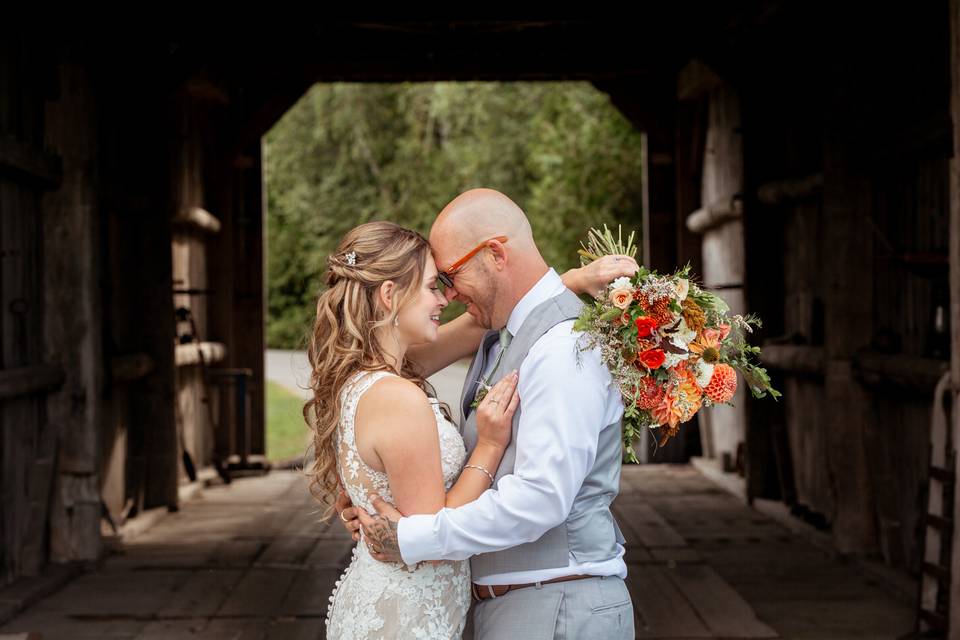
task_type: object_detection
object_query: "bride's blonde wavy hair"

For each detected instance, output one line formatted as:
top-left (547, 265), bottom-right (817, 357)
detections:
top-left (304, 220), bottom-right (441, 518)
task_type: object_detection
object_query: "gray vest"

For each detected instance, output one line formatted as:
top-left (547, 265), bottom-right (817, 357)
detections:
top-left (459, 288), bottom-right (625, 579)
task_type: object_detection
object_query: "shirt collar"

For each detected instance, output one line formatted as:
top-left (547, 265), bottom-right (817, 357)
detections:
top-left (504, 268), bottom-right (565, 338)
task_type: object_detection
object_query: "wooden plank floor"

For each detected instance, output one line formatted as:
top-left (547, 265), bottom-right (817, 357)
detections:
top-left (0, 466), bottom-right (914, 639)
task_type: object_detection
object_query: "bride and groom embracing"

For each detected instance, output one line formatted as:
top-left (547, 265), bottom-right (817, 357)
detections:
top-left (307, 188), bottom-right (637, 639)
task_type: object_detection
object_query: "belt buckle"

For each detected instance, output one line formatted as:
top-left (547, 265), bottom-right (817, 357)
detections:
top-left (471, 583), bottom-right (502, 601)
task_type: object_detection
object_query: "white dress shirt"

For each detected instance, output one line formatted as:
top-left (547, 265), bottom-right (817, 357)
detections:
top-left (398, 268), bottom-right (628, 584)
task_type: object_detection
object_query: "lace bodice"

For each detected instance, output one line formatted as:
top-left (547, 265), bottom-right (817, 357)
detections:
top-left (326, 370), bottom-right (471, 639)
top-left (333, 370), bottom-right (467, 512)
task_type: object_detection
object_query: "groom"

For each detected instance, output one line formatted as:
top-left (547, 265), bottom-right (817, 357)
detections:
top-left (355, 188), bottom-right (635, 638)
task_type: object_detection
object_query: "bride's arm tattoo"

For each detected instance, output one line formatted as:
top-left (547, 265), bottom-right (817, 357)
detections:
top-left (366, 514), bottom-right (402, 563)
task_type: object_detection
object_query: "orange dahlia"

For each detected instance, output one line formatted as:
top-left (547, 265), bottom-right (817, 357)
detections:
top-left (703, 363), bottom-right (737, 403)
top-left (651, 369), bottom-right (702, 429)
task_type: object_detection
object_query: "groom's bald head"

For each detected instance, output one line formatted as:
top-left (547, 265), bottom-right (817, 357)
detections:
top-left (430, 188), bottom-right (535, 257)
top-left (429, 188), bottom-right (548, 330)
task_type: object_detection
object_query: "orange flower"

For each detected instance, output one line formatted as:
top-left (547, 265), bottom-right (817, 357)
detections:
top-left (688, 329), bottom-right (722, 364)
top-left (642, 297), bottom-right (675, 326)
top-left (651, 369), bottom-right (702, 429)
top-left (703, 363), bottom-right (737, 403)
top-left (635, 377), bottom-right (665, 410)
top-left (651, 392), bottom-right (677, 428)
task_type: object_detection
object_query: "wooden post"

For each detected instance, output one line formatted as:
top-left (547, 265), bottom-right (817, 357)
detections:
top-left (821, 108), bottom-right (877, 554)
top-left (947, 0), bottom-right (960, 633)
top-left (691, 82), bottom-right (747, 469)
top-left (207, 141), bottom-right (267, 459)
top-left (240, 144), bottom-right (266, 455)
top-left (43, 62), bottom-right (104, 565)
top-left (131, 95), bottom-right (179, 511)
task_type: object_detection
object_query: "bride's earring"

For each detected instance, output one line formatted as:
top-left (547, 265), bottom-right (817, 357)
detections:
top-left (394, 316), bottom-right (399, 328)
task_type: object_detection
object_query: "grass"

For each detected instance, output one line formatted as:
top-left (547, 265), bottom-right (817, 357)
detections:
top-left (266, 380), bottom-right (311, 463)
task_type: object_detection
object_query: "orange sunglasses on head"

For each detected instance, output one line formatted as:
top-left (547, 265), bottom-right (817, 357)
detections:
top-left (437, 236), bottom-right (508, 289)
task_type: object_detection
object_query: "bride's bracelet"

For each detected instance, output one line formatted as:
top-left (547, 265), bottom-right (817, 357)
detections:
top-left (463, 464), bottom-right (495, 486)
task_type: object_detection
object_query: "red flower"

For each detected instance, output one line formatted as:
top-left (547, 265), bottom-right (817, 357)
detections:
top-left (639, 348), bottom-right (666, 370)
top-left (635, 316), bottom-right (658, 338)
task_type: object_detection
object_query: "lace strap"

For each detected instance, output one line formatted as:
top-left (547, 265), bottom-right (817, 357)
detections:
top-left (340, 370), bottom-right (397, 446)
top-left (351, 369), bottom-right (396, 398)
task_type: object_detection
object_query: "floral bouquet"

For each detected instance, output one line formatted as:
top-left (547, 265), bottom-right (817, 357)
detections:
top-left (574, 226), bottom-right (780, 463)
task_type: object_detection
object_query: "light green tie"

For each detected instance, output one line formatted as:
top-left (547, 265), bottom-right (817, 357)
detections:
top-left (488, 327), bottom-right (512, 380)
top-left (471, 328), bottom-right (513, 409)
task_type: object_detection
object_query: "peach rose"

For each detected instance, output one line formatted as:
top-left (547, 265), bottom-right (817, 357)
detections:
top-left (609, 287), bottom-right (634, 310)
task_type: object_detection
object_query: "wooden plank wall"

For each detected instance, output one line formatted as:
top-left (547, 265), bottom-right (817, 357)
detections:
top-left (740, 2), bottom-right (951, 563)
top-left (0, 37), bottom-right (78, 584)
top-left (742, 77), bottom-right (821, 512)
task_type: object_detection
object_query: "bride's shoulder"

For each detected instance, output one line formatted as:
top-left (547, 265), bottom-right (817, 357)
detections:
top-left (357, 372), bottom-right (430, 410)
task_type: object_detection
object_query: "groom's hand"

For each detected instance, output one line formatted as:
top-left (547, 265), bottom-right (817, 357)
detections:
top-left (334, 487), bottom-right (361, 542)
top-left (356, 496), bottom-right (403, 563)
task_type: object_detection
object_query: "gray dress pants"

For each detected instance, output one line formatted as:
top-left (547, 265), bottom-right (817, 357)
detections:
top-left (470, 575), bottom-right (634, 640)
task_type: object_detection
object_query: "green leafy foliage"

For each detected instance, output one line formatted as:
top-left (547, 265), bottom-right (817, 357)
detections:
top-left (265, 82), bottom-right (646, 348)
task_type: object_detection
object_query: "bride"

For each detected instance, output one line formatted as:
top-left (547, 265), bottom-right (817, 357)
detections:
top-left (305, 220), bottom-right (634, 639)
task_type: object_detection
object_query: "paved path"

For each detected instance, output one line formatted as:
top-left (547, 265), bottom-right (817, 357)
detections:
top-left (0, 465), bottom-right (914, 639)
top-left (266, 349), bottom-right (471, 424)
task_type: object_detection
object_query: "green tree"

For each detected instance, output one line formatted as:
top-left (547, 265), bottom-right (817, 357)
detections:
top-left (264, 82), bottom-right (645, 348)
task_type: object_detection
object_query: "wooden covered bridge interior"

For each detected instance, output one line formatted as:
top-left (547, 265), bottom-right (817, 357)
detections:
top-left (2, 5), bottom-right (960, 637)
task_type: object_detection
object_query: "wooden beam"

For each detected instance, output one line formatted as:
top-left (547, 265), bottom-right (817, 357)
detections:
top-left (756, 173), bottom-right (823, 206)
top-left (0, 365), bottom-right (65, 400)
top-left (760, 344), bottom-right (825, 376)
top-left (0, 136), bottom-right (62, 188)
top-left (853, 351), bottom-right (950, 392)
top-left (175, 342), bottom-right (227, 367)
top-left (173, 206), bottom-right (222, 234)
top-left (685, 194), bottom-right (743, 234)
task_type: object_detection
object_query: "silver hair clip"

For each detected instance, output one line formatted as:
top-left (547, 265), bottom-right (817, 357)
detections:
top-left (345, 251), bottom-right (357, 266)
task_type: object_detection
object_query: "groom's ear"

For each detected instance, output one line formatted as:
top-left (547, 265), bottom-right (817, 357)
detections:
top-left (487, 240), bottom-right (508, 271)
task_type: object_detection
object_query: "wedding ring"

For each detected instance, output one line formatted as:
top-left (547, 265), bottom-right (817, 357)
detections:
top-left (339, 508), bottom-right (351, 523)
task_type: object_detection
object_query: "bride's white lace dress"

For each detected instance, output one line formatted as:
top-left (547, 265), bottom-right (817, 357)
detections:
top-left (325, 370), bottom-right (471, 639)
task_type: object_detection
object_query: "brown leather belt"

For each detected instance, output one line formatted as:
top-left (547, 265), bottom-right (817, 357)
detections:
top-left (471, 574), bottom-right (594, 602)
